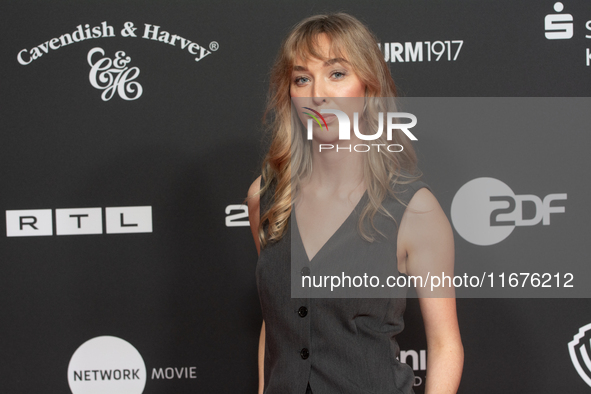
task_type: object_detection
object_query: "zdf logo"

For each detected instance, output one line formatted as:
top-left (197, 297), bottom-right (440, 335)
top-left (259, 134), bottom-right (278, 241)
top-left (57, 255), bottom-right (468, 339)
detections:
top-left (450, 178), bottom-right (566, 246)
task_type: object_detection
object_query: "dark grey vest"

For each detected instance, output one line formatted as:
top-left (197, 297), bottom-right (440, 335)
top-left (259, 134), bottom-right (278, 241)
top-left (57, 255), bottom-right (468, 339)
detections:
top-left (256, 178), bottom-right (429, 394)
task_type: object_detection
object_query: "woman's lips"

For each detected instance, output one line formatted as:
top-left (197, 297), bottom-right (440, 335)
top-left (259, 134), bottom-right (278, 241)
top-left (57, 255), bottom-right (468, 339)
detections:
top-left (321, 114), bottom-right (336, 124)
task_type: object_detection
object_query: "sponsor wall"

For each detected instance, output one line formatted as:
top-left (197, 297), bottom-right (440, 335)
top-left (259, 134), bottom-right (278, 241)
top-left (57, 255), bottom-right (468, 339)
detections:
top-left (1, 1), bottom-right (590, 393)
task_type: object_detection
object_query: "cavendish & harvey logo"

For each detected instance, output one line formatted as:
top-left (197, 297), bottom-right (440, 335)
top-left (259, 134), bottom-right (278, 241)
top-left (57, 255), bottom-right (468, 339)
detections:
top-left (16, 21), bottom-right (218, 98)
top-left (88, 48), bottom-right (142, 101)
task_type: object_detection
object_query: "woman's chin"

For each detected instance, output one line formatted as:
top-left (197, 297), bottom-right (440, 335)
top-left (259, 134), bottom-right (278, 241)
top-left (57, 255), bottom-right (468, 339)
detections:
top-left (312, 139), bottom-right (340, 146)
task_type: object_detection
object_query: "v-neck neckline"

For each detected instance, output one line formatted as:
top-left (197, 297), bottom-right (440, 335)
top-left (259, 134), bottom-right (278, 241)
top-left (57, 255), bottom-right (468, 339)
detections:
top-left (293, 189), bottom-right (368, 264)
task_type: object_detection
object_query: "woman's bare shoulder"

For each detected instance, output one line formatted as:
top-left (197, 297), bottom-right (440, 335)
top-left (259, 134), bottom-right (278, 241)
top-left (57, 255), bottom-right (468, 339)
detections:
top-left (248, 175), bottom-right (263, 255)
top-left (248, 175), bottom-right (262, 204)
top-left (400, 187), bottom-right (450, 242)
top-left (398, 187), bottom-right (454, 273)
top-left (407, 186), bottom-right (439, 212)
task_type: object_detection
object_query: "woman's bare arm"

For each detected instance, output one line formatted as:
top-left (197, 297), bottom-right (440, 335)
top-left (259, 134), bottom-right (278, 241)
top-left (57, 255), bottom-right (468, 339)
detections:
top-left (247, 175), bottom-right (265, 394)
top-left (257, 321), bottom-right (265, 394)
top-left (398, 188), bottom-right (464, 393)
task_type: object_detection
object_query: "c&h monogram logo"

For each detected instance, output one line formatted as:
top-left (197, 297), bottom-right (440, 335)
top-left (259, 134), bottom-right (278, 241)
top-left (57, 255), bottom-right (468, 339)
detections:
top-left (87, 47), bottom-right (143, 101)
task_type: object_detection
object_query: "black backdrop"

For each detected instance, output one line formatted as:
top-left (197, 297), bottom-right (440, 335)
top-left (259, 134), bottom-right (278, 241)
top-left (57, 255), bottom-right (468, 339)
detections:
top-left (2, 1), bottom-right (591, 393)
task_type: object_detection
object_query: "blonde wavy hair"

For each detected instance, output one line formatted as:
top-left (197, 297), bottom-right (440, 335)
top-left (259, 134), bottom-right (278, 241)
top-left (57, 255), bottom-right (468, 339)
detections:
top-left (253, 12), bottom-right (421, 249)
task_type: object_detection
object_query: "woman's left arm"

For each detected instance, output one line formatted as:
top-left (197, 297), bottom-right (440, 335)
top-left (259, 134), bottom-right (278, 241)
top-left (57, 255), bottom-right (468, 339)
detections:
top-left (398, 188), bottom-right (464, 394)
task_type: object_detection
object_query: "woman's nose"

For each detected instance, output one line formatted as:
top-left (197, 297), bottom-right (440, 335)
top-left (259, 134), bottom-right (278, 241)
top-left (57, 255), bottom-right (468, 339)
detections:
top-left (312, 96), bottom-right (324, 106)
top-left (311, 81), bottom-right (328, 104)
top-left (312, 82), bottom-right (327, 105)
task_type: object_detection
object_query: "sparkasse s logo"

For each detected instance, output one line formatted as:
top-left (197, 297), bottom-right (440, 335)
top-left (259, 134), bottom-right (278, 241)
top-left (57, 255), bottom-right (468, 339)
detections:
top-left (545, 2), bottom-right (574, 40)
top-left (450, 178), bottom-right (566, 246)
top-left (543, 2), bottom-right (591, 66)
top-left (568, 323), bottom-right (591, 387)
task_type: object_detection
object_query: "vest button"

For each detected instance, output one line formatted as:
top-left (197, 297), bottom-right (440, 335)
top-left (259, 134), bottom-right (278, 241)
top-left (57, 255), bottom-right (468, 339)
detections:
top-left (301, 266), bottom-right (311, 276)
top-left (300, 348), bottom-right (309, 359)
top-left (298, 306), bottom-right (308, 317)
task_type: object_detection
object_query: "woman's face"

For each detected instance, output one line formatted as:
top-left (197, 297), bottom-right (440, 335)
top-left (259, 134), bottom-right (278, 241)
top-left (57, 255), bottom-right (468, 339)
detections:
top-left (290, 34), bottom-right (365, 99)
top-left (290, 33), bottom-right (366, 145)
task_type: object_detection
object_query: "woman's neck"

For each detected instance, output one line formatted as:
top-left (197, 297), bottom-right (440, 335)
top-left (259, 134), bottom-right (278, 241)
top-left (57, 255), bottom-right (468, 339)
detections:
top-left (305, 140), bottom-right (366, 195)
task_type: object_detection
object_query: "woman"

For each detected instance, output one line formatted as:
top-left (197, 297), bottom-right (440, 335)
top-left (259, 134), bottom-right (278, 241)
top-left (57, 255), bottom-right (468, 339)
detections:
top-left (247, 13), bottom-right (463, 394)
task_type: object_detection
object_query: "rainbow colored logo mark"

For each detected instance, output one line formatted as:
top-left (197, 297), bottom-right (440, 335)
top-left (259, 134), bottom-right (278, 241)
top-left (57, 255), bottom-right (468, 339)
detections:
top-left (303, 107), bottom-right (329, 131)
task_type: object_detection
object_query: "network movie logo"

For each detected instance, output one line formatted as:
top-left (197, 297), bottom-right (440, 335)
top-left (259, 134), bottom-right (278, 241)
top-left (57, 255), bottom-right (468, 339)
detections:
top-left (568, 323), bottom-right (591, 387)
top-left (545, 2), bottom-right (574, 40)
top-left (450, 178), bottom-right (566, 246)
top-left (88, 47), bottom-right (142, 101)
top-left (68, 336), bottom-right (147, 394)
top-left (68, 336), bottom-right (198, 394)
top-left (302, 107), bottom-right (417, 153)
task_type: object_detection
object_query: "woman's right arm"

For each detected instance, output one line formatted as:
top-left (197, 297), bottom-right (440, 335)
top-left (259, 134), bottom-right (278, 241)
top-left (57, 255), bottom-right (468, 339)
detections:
top-left (257, 321), bottom-right (265, 394)
top-left (247, 175), bottom-right (264, 394)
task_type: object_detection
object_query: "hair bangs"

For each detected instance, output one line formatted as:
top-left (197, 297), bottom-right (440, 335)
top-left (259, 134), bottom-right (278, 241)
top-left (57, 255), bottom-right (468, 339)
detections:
top-left (287, 28), bottom-right (349, 70)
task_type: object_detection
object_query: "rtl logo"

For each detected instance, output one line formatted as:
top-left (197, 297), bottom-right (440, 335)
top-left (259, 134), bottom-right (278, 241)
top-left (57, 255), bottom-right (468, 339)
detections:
top-left (6, 206), bottom-right (152, 237)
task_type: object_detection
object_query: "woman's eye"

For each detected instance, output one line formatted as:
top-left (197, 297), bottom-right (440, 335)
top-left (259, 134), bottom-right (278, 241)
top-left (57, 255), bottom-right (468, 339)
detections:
top-left (332, 71), bottom-right (346, 79)
top-left (294, 76), bottom-right (309, 85)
